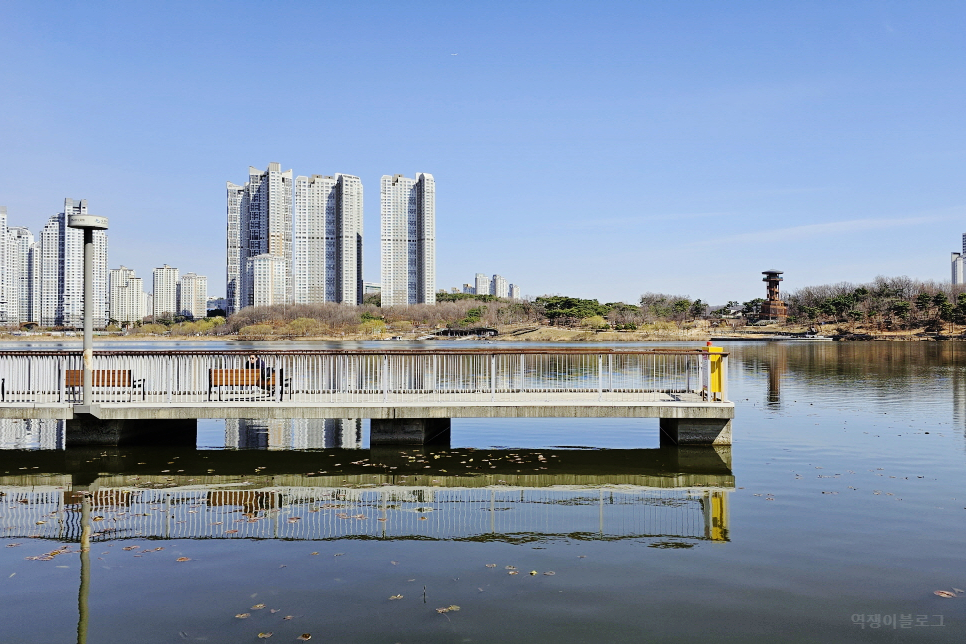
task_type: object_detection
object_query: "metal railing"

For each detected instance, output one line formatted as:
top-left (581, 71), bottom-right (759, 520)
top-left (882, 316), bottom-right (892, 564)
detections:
top-left (0, 348), bottom-right (729, 405)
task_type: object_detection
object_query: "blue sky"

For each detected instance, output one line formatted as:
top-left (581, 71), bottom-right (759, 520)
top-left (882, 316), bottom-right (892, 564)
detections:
top-left (1, 1), bottom-right (964, 304)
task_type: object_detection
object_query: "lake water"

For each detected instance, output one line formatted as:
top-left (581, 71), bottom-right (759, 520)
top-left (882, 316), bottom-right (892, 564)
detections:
top-left (0, 341), bottom-right (964, 643)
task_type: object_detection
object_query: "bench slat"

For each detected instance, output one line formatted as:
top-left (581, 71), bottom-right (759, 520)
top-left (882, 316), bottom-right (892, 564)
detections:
top-left (65, 370), bottom-right (132, 388)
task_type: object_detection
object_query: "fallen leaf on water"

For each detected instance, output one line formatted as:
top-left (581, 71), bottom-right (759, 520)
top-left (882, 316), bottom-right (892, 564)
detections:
top-left (283, 616), bottom-right (294, 621)
top-left (377, 518), bottom-right (387, 522)
top-left (270, 609), bottom-right (280, 614)
top-left (5, 544), bottom-right (20, 548)
top-left (235, 613), bottom-right (250, 619)
top-left (485, 564), bottom-right (496, 568)
top-left (954, 588), bottom-right (965, 594)
top-left (92, 517), bottom-right (104, 522)
top-left (225, 530), bottom-right (239, 534)
top-left (390, 561), bottom-right (398, 565)
top-left (287, 517), bottom-right (301, 523)
top-left (175, 557), bottom-right (191, 562)
top-left (508, 571), bottom-right (518, 575)
top-left (529, 570), bottom-right (538, 576)
top-left (418, 516), bottom-right (427, 521)
top-left (934, 590), bottom-right (956, 598)
top-left (543, 571), bottom-right (556, 576)
top-left (310, 552), bottom-right (319, 556)
top-left (257, 633), bottom-right (272, 639)
top-left (297, 635), bottom-right (312, 641)
top-left (252, 604), bottom-right (266, 609)
top-left (505, 566), bottom-right (516, 570)
top-left (389, 595), bottom-right (403, 600)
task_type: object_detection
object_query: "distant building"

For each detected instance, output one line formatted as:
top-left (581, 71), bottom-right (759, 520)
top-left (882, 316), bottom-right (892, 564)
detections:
top-left (248, 254), bottom-right (286, 307)
top-left (7, 226), bottom-right (41, 325)
top-left (462, 283), bottom-right (475, 294)
top-left (474, 273), bottom-right (490, 296)
top-left (40, 199), bottom-right (108, 328)
top-left (178, 273), bottom-right (208, 319)
top-left (491, 274), bottom-right (509, 298)
top-left (109, 266), bottom-right (147, 324)
top-left (952, 234), bottom-right (966, 285)
top-left (380, 173), bottom-right (435, 306)
top-left (207, 297), bottom-right (227, 313)
top-left (227, 163), bottom-right (294, 314)
top-left (363, 282), bottom-right (381, 295)
top-left (294, 173), bottom-right (363, 305)
top-left (153, 265), bottom-right (180, 319)
top-left (509, 284), bottom-right (521, 300)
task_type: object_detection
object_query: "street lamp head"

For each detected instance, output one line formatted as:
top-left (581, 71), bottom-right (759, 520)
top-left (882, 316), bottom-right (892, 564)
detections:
top-left (67, 215), bottom-right (109, 230)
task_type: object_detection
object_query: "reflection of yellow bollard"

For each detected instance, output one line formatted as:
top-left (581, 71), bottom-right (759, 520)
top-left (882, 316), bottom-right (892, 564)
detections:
top-left (709, 491), bottom-right (728, 541)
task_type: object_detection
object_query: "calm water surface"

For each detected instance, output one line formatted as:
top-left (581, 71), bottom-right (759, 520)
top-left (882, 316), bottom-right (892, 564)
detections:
top-left (1, 341), bottom-right (964, 643)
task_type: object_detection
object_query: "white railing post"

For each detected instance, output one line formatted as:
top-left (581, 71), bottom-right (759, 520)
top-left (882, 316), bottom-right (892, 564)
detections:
top-left (382, 354), bottom-right (389, 402)
top-left (721, 354), bottom-right (729, 402)
top-left (490, 354), bottom-right (496, 401)
top-left (597, 354), bottom-right (603, 401)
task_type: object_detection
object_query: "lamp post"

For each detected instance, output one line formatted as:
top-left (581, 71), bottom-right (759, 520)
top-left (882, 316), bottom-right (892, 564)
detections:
top-left (67, 214), bottom-right (108, 410)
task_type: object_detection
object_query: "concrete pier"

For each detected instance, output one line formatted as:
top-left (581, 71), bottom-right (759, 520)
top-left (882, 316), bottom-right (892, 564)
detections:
top-left (65, 416), bottom-right (197, 447)
top-left (659, 418), bottom-right (733, 446)
top-left (370, 418), bottom-right (451, 446)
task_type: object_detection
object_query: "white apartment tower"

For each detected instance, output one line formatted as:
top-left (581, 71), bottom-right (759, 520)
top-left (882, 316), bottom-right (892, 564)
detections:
top-left (491, 274), bottom-right (509, 298)
top-left (249, 255), bottom-right (287, 307)
top-left (227, 163), bottom-right (294, 314)
top-left (153, 265), bottom-right (180, 319)
top-left (294, 174), bottom-right (363, 305)
top-left (474, 273), bottom-right (490, 297)
top-left (8, 227), bottom-right (41, 324)
top-left (109, 266), bottom-right (147, 324)
top-left (40, 200), bottom-right (108, 328)
top-left (509, 284), bottom-right (522, 300)
top-left (380, 173), bottom-right (436, 306)
top-left (178, 273), bottom-right (208, 319)
top-left (0, 207), bottom-right (8, 325)
top-left (953, 233), bottom-right (966, 286)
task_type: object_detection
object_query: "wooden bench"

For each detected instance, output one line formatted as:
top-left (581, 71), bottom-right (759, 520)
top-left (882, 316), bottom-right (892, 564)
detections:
top-left (65, 369), bottom-right (144, 402)
top-left (208, 369), bottom-right (281, 401)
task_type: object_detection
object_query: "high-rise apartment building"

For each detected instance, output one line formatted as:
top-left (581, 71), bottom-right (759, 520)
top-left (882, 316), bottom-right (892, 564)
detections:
top-left (0, 207), bottom-right (9, 325)
top-left (953, 233), bottom-right (966, 286)
top-left (40, 199), bottom-right (108, 328)
top-left (178, 273), bottom-right (208, 319)
top-left (227, 163), bottom-right (294, 314)
top-left (491, 274), bottom-right (509, 298)
top-left (474, 273), bottom-right (490, 297)
top-left (380, 173), bottom-right (435, 306)
top-left (249, 255), bottom-right (287, 308)
top-left (294, 174), bottom-right (363, 305)
top-left (153, 265), bottom-right (179, 320)
top-left (8, 226), bottom-right (41, 325)
top-left (109, 266), bottom-right (147, 324)
top-left (509, 284), bottom-right (522, 300)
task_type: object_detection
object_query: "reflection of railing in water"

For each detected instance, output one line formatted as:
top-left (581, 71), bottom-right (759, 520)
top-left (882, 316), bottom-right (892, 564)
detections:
top-left (0, 485), bottom-right (729, 543)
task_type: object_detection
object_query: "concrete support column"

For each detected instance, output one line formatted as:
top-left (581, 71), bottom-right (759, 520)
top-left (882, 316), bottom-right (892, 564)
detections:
top-left (660, 418), bottom-right (732, 446)
top-left (66, 417), bottom-right (197, 447)
top-left (370, 418), bottom-right (451, 446)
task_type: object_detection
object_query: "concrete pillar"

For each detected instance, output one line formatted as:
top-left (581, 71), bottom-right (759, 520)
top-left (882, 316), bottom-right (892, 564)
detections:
top-left (66, 416), bottom-right (197, 447)
top-left (370, 418), bottom-right (451, 446)
top-left (660, 418), bottom-right (732, 446)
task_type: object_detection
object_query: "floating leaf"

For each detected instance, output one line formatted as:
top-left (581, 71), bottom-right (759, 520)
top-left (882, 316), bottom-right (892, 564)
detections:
top-left (252, 604), bottom-right (266, 609)
top-left (176, 557), bottom-right (191, 562)
top-left (418, 516), bottom-right (428, 521)
top-left (225, 529), bottom-right (239, 534)
top-left (543, 571), bottom-right (556, 576)
top-left (92, 516), bottom-right (104, 522)
top-left (508, 571), bottom-right (518, 575)
top-left (485, 564), bottom-right (497, 568)
top-left (270, 609), bottom-right (280, 614)
top-left (934, 590), bottom-right (956, 598)
top-left (954, 588), bottom-right (965, 594)
top-left (257, 633), bottom-right (272, 639)
top-left (529, 570), bottom-right (538, 576)
top-left (389, 595), bottom-right (403, 600)
top-left (283, 616), bottom-right (294, 620)
top-left (310, 552), bottom-right (319, 556)
top-left (297, 635), bottom-right (312, 641)
top-left (287, 517), bottom-right (301, 524)
top-left (505, 566), bottom-right (516, 570)
top-left (235, 613), bottom-right (250, 619)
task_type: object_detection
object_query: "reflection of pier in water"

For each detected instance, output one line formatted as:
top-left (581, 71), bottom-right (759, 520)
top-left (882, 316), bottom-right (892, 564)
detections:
top-left (0, 446), bottom-right (732, 544)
